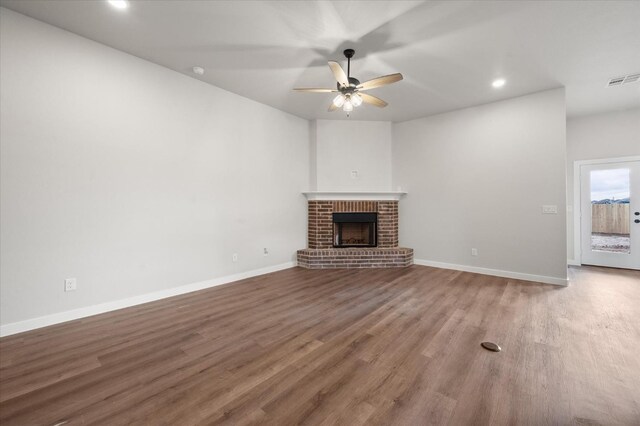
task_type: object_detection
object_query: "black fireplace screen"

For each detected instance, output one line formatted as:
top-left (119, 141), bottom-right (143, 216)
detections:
top-left (332, 212), bottom-right (377, 248)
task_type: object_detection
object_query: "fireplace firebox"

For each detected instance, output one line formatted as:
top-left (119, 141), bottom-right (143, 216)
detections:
top-left (333, 212), bottom-right (377, 248)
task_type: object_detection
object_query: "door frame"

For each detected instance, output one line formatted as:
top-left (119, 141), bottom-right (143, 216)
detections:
top-left (573, 155), bottom-right (640, 265)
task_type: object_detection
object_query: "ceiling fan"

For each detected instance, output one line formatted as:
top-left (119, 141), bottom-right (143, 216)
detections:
top-left (294, 49), bottom-right (403, 116)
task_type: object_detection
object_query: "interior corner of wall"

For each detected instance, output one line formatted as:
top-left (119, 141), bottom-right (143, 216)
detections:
top-left (309, 120), bottom-right (318, 191)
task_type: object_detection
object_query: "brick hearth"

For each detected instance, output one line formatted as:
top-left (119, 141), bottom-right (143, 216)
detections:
top-left (297, 247), bottom-right (413, 269)
top-left (297, 199), bottom-right (413, 269)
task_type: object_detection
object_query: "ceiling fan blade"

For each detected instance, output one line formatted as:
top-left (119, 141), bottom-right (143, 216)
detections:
top-left (328, 102), bottom-right (339, 112)
top-left (357, 73), bottom-right (403, 91)
top-left (293, 88), bottom-right (338, 93)
top-left (359, 93), bottom-right (388, 108)
top-left (328, 61), bottom-right (349, 88)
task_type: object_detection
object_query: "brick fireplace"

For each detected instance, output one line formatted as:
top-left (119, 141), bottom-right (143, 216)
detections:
top-left (297, 196), bottom-right (413, 269)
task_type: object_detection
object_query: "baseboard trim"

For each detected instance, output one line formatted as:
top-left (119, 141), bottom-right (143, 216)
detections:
top-left (0, 262), bottom-right (296, 338)
top-left (414, 259), bottom-right (568, 286)
top-left (567, 258), bottom-right (581, 266)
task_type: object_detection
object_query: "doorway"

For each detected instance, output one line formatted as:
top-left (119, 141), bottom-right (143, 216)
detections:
top-left (579, 159), bottom-right (639, 269)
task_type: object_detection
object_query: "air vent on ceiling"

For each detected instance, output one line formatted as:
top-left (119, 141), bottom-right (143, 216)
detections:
top-left (608, 77), bottom-right (625, 86)
top-left (623, 73), bottom-right (640, 84)
top-left (608, 73), bottom-right (640, 87)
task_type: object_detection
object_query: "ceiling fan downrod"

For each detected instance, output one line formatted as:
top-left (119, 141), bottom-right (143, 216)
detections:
top-left (344, 48), bottom-right (355, 79)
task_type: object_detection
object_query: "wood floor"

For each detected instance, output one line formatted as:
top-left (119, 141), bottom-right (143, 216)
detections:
top-left (1, 265), bottom-right (639, 425)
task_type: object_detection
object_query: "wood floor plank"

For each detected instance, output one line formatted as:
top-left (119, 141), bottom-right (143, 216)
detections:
top-left (1, 265), bottom-right (639, 425)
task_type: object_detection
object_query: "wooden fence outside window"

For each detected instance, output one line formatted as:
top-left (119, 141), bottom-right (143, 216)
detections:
top-left (591, 204), bottom-right (630, 235)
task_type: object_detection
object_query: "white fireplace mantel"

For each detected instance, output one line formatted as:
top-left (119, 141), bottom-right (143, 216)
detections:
top-left (302, 191), bottom-right (407, 201)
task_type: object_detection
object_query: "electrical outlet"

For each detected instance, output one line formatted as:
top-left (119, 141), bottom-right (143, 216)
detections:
top-left (263, 248), bottom-right (269, 256)
top-left (232, 253), bottom-right (238, 262)
top-left (64, 278), bottom-right (77, 292)
top-left (471, 248), bottom-right (478, 256)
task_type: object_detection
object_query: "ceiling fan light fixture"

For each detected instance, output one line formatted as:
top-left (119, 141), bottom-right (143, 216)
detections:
top-left (343, 100), bottom-right (353, 112)
top-left (333, 94), bottom-right (346, 107)
top-left (351, 93), bottom-right (363, 107)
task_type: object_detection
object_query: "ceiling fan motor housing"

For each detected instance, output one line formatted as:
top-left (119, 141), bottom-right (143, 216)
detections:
top-left (337, 77), bottom-right (361, 92)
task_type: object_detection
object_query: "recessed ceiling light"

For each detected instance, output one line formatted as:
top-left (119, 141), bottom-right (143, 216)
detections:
top-left (108, 0), bottom-right (129, 10)
top-left (492, 78), bottom-right (506, 88)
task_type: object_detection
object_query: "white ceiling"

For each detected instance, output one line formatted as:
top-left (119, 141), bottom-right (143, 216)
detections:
top-left (2, 0), bottom-right (639, 122)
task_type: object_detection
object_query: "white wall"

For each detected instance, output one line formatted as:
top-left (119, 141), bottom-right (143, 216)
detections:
top-left (566, 108), bottom-right (640, 261)
top-left (393, 89), bottom-right (567, 282)
top-left (313, 120), bottom-right (392, 191)
top-left (0, 9), bottom-right (309, 328)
